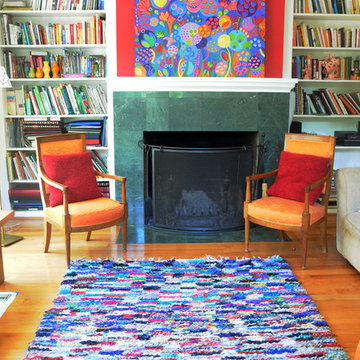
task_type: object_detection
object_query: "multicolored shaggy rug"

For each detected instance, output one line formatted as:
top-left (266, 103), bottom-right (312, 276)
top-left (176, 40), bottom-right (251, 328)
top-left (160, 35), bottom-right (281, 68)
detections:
top-left (24, 257), bottom-right (348, 359)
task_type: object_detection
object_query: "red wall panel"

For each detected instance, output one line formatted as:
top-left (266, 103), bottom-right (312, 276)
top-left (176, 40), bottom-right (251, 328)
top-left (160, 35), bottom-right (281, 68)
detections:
top-left (116, 0), bottom-right (285, 78)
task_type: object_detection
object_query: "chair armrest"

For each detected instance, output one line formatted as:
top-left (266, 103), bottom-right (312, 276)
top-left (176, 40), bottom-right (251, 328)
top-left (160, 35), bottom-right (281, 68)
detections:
top-left (246, 169), bottom-right (278, 182)
top-left (94, 171), bottom-right (126, 182)
top-left (39, 171), bottom-right (68, 192)
top-left (245, 169), bottom-right (278, 202)
top-left (95, 171), bottom-right (127, 203)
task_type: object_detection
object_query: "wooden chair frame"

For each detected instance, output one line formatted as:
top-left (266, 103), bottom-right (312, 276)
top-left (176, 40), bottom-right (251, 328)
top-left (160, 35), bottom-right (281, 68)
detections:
top-left (244, 133), bottom-right (335, 269)
top-left (36, 133), bottom-right (128, 266)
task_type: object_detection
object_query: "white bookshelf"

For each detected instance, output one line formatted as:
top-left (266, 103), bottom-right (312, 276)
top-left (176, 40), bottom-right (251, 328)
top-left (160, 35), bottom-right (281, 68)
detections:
top-left (285, 1), bottom-right (360, 170)
top-left (0, 1), bottom-right (110, 216)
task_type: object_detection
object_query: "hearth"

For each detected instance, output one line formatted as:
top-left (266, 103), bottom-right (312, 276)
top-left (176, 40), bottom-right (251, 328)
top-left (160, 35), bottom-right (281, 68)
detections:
top-left (143, 132), bottom-right (263, 231)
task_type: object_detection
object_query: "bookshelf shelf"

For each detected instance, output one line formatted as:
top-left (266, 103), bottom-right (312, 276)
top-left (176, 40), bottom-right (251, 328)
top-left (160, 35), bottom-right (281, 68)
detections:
top-left (288, 0), bottom-right (360, 172)
top-left (4, 114), bottom-right (107, 119)
top-left (0, 2), bottom-right (110, 214)
top-left (9, 78), bottom-right (106, 83)
top-left (0, 44), bottom-right (106, 49)
top-left (294, 13), bottom-right (360, 20)
top-left (294, 114), bottom-right (360, 120)
top-left (0, 10), bottom-right (106, 16)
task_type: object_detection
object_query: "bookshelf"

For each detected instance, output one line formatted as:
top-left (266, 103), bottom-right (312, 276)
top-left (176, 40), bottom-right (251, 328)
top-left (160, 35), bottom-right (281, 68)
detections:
top-left (0, 0), bottom-right (109, 217)
top-left (288, 1), bottom-right (360, 171)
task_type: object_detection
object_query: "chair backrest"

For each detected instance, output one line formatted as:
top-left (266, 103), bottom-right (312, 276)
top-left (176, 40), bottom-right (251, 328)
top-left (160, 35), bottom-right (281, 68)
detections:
top-left (284, 133), bottom-right (335, 199)
top-left (284, 133), bottom-right (335, 162)
top-left (35, 133), bottom-right (87, 207)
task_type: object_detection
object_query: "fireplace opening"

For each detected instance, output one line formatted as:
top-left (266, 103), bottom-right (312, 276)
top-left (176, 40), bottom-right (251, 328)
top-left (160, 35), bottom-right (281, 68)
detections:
top-left (143, 132), bottom-right (263, 231)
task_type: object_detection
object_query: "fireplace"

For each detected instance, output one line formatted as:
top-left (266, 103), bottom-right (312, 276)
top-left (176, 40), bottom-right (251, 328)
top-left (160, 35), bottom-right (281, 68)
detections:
top-left (113, 90), bottom-right (291, 228)
top-left (143, 131), bottom-right (261, 231)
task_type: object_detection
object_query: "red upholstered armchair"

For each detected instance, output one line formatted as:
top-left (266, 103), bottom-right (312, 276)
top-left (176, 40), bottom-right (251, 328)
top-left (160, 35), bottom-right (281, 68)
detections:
top-left (35, 133), bottom-right (128, 266)
top-left (244, 133), bottom-right (335, 269)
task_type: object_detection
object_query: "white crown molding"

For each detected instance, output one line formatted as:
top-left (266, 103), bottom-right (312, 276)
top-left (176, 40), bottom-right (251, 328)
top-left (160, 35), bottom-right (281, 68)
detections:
top-left (109, 77), bottom-right (298, 93)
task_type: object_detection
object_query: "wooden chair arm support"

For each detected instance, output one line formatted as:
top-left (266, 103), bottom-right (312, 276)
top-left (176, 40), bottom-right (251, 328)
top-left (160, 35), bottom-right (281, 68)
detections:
top-left (39, 170), bottom-right (68, 192)
top-left (246, 169), bottom-right (278, 182)
top-left (94, 171), bottom-right (126, 182)
top-left (95, 171), bottom-right (127, 203)
top-left (245, 169), bottom-right (278, 202)
top-left (39, 170), bottom-right (70, 214)
top-left (305, 167), bottom-right (332, 192)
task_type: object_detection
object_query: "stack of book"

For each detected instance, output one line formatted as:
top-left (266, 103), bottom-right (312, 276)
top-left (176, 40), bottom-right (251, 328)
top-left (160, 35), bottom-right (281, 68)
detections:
top-left (8, 184), bottom-right (42, 211)
top-left (1, 1), bottom-right (32, 10)
top-left (64, 117), bottom-right (106, 146)
top-left (97, 181), bottom-right (109, 198)
top-left (7, 150), bottom-right (38, 181)
top-left (22, 119), bottom-right (64, 147)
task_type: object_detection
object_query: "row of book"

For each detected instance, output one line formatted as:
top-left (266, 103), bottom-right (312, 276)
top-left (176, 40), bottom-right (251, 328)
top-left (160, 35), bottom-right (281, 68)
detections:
top-left (6, 148), bottom-right (108, 182)
top-left (4, 50), bottom-right (106, 79)
top-left (1, 0), bottom-right (104, 11)
top-left (6, 117), bottom-right (107, 147)
top-left (6, 83), bottom-right (107, 116)
top-left (0, 14), bottom-right (105, 45)
top-left (6, 150), bottom-right (38, 181)
top-left (292, 55), bottom-right (360, 80)
top-left (8, 180), bottom-right (109, 211)
top-left (294, 0), bottom-right (360, 14)
top-left (295, 84), bottom-right (360, 115)
top-left (29, 0), bottom-right (105, 10)
top-left (294, 22), bottom-right (360, 48)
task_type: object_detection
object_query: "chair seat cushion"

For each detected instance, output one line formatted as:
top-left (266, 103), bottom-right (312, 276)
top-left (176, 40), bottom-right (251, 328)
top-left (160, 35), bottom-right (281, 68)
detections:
top-left (247, 196), bottom-right (325, 226)
top-left (46, 197), bottom-right (125, 227)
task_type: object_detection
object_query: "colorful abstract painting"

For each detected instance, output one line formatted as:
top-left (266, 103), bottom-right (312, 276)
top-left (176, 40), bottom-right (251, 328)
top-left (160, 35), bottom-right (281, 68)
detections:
top-left (135, 0), bottom-right (266, 77)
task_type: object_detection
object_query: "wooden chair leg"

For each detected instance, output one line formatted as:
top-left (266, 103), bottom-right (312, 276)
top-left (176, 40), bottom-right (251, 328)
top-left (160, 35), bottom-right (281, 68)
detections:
top-left (320, 220), bottom-right (328, 253)
top-left (278, 230), bottom-right (286, 242)
top-left (86, 231), bottom-right (92, 241)
top-left (302, 231), bottom-right (308, 270)
top-left (244, 218), bottom-right (250, 253)
top-left (44, 221), bottom-right (52, 253)
top-left (122, 220), bottom-right (127, 251)
top-left (65, 232), bottom-right (71, 267)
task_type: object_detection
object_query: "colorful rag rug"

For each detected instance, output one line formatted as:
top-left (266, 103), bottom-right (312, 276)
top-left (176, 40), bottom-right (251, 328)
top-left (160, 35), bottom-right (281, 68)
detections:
top-left (24, 257), bottom-right (348, 359)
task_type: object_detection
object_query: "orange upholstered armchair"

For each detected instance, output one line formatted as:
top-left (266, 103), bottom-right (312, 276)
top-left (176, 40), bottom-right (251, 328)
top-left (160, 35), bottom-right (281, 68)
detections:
top-left (244, 133), bottom-right (335, 269)
top-left (35, 133), bottom-right (128, 266)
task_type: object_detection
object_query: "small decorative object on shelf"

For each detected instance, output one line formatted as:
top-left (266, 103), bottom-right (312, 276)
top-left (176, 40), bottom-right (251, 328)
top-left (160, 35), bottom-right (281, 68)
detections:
top-left (42, 61), bottom-right (51, 79)
top-left (51, 61), bottom-right (60, 78)
top-left (302, 63), bottom-right (312, 79)
top-left (322, 54), bottom-right (340, 80)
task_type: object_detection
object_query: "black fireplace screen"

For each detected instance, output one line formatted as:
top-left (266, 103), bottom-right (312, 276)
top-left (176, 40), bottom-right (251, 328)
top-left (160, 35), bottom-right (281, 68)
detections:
top-left (145, 145), bottom-right (255, 231)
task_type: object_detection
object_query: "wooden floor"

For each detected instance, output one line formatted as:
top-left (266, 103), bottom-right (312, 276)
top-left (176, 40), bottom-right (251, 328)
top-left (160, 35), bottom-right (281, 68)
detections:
top-left (0, 214), bottom-right (359, 360)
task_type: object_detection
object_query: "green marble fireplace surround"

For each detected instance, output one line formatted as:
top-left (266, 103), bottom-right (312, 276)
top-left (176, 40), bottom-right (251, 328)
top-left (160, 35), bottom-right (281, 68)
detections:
top-left (113, 91), bottom-right (290, 226)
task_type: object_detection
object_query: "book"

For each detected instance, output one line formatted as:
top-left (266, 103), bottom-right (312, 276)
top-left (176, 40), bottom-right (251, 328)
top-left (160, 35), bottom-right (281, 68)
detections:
top-left (14, 88), bottom-right (25, 115)
top-left (6, 90), bottom-right (16, 116)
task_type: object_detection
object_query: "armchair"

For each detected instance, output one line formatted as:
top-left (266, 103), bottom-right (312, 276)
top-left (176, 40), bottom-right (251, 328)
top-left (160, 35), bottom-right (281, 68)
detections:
top-left (335, 167), bottom-right (360, 272)
top-left (244, 133), bottom-right (335, 269)
top-left (36, 133), bottom-right (128, 266)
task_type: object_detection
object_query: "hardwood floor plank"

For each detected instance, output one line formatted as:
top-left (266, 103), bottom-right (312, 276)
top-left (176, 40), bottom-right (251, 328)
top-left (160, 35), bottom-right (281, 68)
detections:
top-left (0, 214), bottom-right (359, 359)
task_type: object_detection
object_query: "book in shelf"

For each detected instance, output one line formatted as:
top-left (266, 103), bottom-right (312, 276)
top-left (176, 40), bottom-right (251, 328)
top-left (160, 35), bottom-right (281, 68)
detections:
top-left (0, 15), bottom-right (106, 46)
top-left (294, 0), bottom-right (360, 14)
top-left (294, 22), bottom-right (360, 48)
top-left (292, 54), bottom-right (360, 80)
top-left (295, 83), bottom-right (360, 115)
top-left (6, 150), bottom-right (38, 181)
top-left (8, 84), bottom-right (108, 116)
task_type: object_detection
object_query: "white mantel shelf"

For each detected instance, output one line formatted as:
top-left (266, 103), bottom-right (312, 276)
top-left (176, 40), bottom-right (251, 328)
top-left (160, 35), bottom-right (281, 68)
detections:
top-left (110, 77), bottom-right (298, 93)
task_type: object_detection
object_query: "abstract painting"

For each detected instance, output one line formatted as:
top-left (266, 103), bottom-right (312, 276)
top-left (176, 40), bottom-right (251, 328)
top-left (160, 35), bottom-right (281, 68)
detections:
top-left (135, 0), bottom-right (266, 77)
